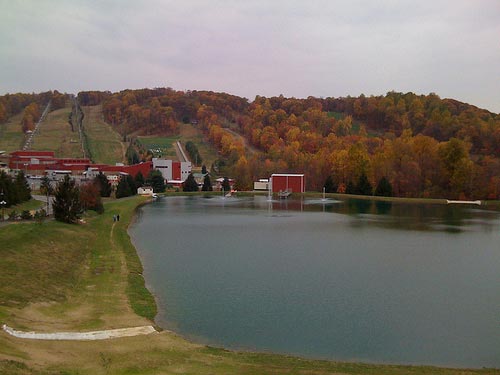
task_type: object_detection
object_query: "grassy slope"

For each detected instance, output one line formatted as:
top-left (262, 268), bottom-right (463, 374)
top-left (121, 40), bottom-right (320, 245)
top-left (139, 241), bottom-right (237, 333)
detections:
top-left (3, 199), bottom-right (44, 217)
top-left (178, 123), bottom-right (219, 169)
top-left (137, 135), bottom-right (179, 160)
top-left (30, 106), bottom-right (83, 158)
top-left (137, 123), bottom-right (220, 169)
top-left (0, 113), bottom-right (25, 153)
top-left (82, 105), bottom-right (126, 164)
top-left (0, 196), bottom-right (498, 375)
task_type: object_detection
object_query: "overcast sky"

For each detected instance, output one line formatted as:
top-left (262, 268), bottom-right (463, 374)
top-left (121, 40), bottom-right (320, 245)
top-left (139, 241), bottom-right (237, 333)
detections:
top-left (1, 0), bottom-right (499, 112)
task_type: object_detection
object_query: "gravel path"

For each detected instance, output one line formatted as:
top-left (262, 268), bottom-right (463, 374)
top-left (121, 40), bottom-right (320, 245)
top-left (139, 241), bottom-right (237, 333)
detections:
top-left (2, 324), bottom-right (157, 341)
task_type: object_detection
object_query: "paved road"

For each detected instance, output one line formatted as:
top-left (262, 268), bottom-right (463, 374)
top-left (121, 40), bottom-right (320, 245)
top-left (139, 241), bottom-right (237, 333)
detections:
top-left (174, 140), bottom-right (189, 162)
top-left (32, 194), bottom-right (54, 215)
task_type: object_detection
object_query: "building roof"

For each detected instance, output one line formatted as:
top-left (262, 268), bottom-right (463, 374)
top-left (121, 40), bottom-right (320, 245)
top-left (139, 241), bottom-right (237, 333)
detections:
top-left (10, 150), bottom-right (55, 157)
top-left (271, 173), bottom-right (305, 177)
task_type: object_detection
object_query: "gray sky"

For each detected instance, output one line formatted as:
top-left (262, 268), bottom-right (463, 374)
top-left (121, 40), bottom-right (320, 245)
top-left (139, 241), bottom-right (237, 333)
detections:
top-left (1, 0), bottom-right (499, 112)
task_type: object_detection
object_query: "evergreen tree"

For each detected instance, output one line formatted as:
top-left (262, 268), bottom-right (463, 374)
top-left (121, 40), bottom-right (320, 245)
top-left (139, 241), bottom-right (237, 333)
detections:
top-left (15, 171), bottom-right (31, 202)
top-left (126, 144), bottom-right (139, 165)
top-left (116, 177), bottom-right (133, 198)
top-left (147, 170), bottom-right (166, 193)
top-left (221, 177), bottom-right (231, 192)
top-left (53, 175), bottom-right (81, 224)
top-left (126, 174), bottom-right (136, 194)
top-left (183, 173), bottom-right (199, 192)
top-left (345, 180), bottom-right (355, 194)
top-left (355, 173), bottom-right (373, 196)
top-left (201, 165), bottom-right (208, 174)
top-left (0, 171), bottom-right (16, 207)
top-left (324, 175), bottom-right (337, 193)
top-left (202, 174), bottom-right (213, 191)
top-left (134, 171), bottom-right (145, 188)
top-left (374, 176), bottom-right (393, 197)
top-left (94, 172), bottom-right (112, 197)
top-left (40, 175), bottom-right (53, 196)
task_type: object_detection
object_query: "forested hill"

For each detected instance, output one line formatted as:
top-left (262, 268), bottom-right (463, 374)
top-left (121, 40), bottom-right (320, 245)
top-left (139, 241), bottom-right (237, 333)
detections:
top-left (0, 91), bottom-right (67, 133)
top-left (4, 88), bottom-right (500, 199)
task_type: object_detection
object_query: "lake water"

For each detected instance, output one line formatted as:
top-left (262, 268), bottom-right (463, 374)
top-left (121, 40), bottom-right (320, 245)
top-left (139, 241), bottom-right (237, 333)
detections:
top-left (129, 196), bottom-right (500, 368)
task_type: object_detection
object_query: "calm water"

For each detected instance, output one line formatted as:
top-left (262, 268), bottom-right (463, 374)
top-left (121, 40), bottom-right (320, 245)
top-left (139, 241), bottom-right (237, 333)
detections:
top-left (129, 196), bottom-right (500, 368)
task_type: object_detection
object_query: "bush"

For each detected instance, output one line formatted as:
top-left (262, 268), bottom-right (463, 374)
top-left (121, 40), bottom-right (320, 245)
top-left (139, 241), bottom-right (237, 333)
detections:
top-left (34, 209), bottom-right (47, 224)
top-left (8, 210), bottom-right (18, 221)
top-left (20, 210), bottom-right (32, 220)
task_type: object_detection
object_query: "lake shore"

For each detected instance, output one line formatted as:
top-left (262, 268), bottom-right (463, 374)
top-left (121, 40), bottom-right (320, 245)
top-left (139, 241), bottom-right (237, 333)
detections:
top-left (0, 195), bottom-right (498, 374)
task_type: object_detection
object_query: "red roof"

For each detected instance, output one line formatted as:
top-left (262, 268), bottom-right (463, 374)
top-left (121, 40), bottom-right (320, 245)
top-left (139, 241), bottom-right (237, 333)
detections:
top-left (10, 150), bottom-right (55, 158)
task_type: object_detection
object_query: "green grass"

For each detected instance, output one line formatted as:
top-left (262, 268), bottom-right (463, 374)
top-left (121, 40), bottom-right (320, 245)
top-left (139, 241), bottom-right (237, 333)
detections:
top-left (0, 113), bottom-right (25, 153)
top-left (0, 195), bottom-right (498, 375)
top-left (30, 105), bottom-right (84, 158)
top-left (82, 105), bottom-right (125, 164)
top-left (137, 135), bottom-right (180, 159)
top-left (3, 198), bottom-right (44, 217)
top-left (177, 123), bottom-right (220, 169)
top-left (137, 123), bottom-right (220, 169)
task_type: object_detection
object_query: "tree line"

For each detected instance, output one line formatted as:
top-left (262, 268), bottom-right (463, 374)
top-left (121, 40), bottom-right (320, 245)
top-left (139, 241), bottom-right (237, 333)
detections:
top-left (54, 89), bottom-right (500, 199)
top-left (0, 171), bottom-right (31, 207)
top-left (0, 91), bottom-right (69, 132)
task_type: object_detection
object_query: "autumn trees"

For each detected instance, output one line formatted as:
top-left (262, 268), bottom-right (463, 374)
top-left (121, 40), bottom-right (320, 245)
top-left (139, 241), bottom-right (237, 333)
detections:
top-left (21, 88), bottom-right (500, 199)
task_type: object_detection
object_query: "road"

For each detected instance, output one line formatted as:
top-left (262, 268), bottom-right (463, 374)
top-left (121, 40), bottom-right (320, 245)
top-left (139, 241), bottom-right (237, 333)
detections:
top-left (173, 140), bottom-right (189, 162)
top-left (32, 194), bottom-right (54, 215)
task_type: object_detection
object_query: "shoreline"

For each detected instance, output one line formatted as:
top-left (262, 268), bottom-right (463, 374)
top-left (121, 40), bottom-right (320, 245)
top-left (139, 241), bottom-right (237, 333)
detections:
top-left (1, 194), bottom-right (498, 374)
top-left (126, 194), bottom-right (500, 372)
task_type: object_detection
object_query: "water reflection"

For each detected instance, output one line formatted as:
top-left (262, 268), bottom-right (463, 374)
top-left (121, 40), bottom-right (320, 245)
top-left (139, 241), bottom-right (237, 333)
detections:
top-left (130, 196), bottom-right (500, 368)
top-left (257, 196), bottom-right (499, 233)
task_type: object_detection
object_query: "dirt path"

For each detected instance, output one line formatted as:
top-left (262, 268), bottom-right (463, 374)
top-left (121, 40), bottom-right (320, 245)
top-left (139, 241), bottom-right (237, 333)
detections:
top-left (2, 324), bottom-right (157, 341)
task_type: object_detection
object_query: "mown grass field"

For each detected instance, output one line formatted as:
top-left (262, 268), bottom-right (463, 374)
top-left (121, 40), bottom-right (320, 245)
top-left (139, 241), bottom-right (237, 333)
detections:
top-left (0, 113), bottom-right (25, 153)
top-left (30, 105), bottom-right (84, 158)
top-left (0, 195), bottom-right (498, 375)
top-left (137, 135), bottom-right (179, 159)
top-left (82, 105), bottom-right (126, 165)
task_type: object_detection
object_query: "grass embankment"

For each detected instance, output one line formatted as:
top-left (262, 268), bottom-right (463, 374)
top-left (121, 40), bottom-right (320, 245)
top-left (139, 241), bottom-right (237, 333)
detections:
top-left (0, 196), bottom-right (498, 374)
top-left (30, 106), bottom-right (84, 158)
top-left (0, 113), bottom-right (25, 153)
top-left (138, 123), bottom-right (220, 169)
top-left (2, 199), bottom-right (44, 218)
top-left (81, 105), bottom-right (126, 165)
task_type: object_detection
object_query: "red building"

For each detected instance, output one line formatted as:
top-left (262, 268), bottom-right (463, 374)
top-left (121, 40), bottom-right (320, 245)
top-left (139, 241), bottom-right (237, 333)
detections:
top-left (270, 174), bottom-right (305, 193)
top-left (7, 150), bottom-right (151, 179)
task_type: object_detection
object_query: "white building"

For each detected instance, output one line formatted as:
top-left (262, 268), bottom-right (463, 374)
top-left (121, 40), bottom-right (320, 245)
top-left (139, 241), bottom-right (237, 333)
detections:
top-left (152, 158), bottom-right (192, 182)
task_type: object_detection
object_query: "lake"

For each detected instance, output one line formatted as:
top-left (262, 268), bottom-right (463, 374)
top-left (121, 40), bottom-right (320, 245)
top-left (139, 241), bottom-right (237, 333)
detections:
top-left (129, 195), bottom-right (500, 368)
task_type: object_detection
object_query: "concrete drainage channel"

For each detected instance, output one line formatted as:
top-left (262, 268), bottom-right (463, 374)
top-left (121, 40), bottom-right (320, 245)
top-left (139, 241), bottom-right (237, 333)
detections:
top-left (2, 324), bottom-right (157, 340)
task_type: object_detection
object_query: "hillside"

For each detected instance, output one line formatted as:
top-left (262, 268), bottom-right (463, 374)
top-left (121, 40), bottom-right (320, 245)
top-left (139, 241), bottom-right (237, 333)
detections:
top-left (75, 88), bottom-right (500, 200)
top-left (2, 89), bottom-right (499, 199)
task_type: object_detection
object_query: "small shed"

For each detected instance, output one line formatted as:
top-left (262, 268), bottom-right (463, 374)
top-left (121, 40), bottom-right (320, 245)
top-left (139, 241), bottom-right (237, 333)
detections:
top-left (137, 186), bottom-right (154, 196)
top-left (270, 174), bottom-right (305, 193)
